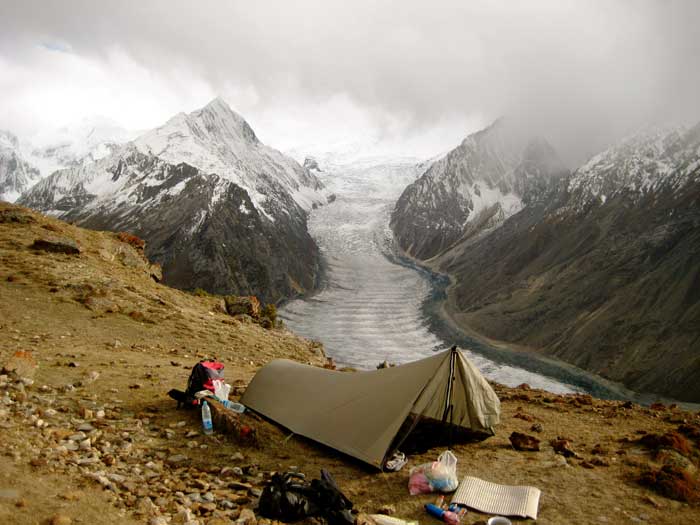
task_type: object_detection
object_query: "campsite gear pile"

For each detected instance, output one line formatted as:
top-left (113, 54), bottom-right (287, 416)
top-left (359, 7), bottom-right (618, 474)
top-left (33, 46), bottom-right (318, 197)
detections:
top-left (168, 360), bottom-right (226, 408)
top-left (241, 346), bottom-right (500, 469)
top-left (408, 450), bottom-right (459, 495)
top-left (258, 469), bottom-right (355, 525)
top-left (168, 360), bottom-right (255, 441)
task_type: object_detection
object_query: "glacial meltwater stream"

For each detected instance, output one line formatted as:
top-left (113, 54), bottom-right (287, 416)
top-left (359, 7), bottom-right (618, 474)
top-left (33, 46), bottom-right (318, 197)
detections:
top-left (281, 156), bottom-right (636, 398)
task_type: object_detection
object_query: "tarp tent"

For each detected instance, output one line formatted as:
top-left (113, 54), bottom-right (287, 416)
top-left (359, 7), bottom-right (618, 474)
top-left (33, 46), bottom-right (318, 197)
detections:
top-left (240, 347), bottom-right (500, 468)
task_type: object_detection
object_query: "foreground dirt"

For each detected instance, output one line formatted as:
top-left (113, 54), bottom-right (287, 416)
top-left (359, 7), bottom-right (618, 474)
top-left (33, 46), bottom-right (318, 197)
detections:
top-left (1, 202), bottom-right (699, 525)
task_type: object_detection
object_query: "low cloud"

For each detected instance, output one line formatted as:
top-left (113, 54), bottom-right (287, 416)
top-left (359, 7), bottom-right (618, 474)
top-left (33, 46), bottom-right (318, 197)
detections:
top-left (1, 0), bottom-right (699, 164)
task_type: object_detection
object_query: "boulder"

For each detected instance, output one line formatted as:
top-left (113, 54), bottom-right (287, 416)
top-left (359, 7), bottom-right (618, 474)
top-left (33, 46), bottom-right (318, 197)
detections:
top-left (2, 351), bottom-right (37, 378)
top-left (225, 296), bottom-right (261, 319)
top-left (509, 431), bottom-right (540, 451)
top-left (31, 237), bottom-right (80, 254)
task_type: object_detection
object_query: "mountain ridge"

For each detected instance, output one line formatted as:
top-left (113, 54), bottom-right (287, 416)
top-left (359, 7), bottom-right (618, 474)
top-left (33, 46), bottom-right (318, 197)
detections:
top-left (391, 122), bottom-right (700, 401)
top-left (18, 98), bottom-right (329, 303)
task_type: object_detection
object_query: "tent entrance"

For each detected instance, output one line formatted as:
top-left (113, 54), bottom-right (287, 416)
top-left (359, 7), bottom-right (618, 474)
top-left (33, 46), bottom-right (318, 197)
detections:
top-left (385, 348), bottom-right (493, 465)
top-left (388, 413), bottom-right (493, 458)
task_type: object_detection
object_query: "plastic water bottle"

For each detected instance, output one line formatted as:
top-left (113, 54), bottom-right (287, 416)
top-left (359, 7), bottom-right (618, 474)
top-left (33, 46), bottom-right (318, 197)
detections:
top-left (201, 401), bottom-right (213, 435)
top-left (425, 504), bottom-right (461, 525)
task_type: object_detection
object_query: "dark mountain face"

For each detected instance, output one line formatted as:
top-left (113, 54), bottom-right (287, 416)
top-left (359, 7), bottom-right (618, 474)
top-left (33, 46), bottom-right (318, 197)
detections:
top-left (392, 123), bottom-right (700, 401)
top-left (62, 163), bottom-right (320, 303)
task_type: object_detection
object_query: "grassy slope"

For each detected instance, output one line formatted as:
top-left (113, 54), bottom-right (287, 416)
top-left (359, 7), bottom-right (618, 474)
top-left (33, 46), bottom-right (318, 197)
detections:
top-left (0, 202), bottom-right (698, 525)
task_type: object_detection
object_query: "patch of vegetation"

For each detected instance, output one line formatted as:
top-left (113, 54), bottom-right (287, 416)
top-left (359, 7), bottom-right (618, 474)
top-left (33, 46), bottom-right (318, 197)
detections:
top-left (639, 431), bottom-right (692, 457)
top-left (116, 231), bottom-right (146, 251)
top-left (260, 303), bottom-right (277, 329)
top-left (638, 465), bottom-right (700, 503)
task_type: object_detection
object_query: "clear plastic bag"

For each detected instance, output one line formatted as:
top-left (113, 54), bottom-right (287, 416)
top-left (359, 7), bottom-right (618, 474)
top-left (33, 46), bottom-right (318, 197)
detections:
top-left (212, 379), bottom-right (231, 401)
top-left (408, 451), bottom-right (458, 495)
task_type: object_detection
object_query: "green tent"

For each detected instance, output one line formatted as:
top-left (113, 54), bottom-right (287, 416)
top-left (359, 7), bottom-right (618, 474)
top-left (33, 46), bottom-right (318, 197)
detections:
top-left (240, 347), bottom-right (500, 468)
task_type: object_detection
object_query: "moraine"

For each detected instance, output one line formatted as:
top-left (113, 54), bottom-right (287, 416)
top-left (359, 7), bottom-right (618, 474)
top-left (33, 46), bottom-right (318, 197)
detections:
top-left (280, 155), bottom-right (585, 395)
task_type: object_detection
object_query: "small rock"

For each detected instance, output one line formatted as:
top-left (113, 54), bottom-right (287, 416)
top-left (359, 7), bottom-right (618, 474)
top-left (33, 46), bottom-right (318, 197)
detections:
top-left (550, 438), bottom-right (580, 458)
top-left (50, 514), bottom-right (73, 525)
top-left (167, 454), bottom-right (189, 465)
top-left (530, 423), bottom-right (544, 433)
top-left (68, 362), bottom-right (80, 368)
top-left (172, 508), bottom-right (197, 524)
top-left (376, 504), bottom-right (395, 515)
top-left (236, 508), bottom-right (257, 525)
top-left (60, 490), bottom-right (84, 501)
top-left (642, 495), bottom-right (662, 508)
top-left (509, 431), bottom-right (540, 451)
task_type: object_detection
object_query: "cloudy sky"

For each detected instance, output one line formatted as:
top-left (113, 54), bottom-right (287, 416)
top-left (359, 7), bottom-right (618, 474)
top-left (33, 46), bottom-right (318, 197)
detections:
top-left (1, 0), bottom-right (699, 163)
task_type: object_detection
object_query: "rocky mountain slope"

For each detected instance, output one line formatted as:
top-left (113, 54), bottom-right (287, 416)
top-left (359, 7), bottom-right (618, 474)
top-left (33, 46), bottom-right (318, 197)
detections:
top-left (1, 202), bottom-right (699, 525)
top-left (395, 123), bottom-right (700, 402)
top-left (391, 120), bottom-right (569, 260)
top-left (0, 131), bottom-right (41, 202)
top-left (18, 98), bottom-right (330, 303)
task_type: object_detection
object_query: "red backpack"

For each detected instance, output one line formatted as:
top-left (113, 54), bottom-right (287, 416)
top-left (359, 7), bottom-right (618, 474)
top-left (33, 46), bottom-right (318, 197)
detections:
top-left (187, 360), bottom-right (225, 395)
top-left (169, 360), bottom-right (224, 408)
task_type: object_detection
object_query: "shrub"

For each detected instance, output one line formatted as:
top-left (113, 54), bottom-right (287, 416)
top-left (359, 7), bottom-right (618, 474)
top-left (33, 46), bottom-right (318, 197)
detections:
top-left (260, 303), bottom-right (277, 328)
top-left (639, 465), bottom-right (700, 503)
top-left (639, 431), bottom-right (692, 457)
top-left (116, 231), bottom-right (146, 250)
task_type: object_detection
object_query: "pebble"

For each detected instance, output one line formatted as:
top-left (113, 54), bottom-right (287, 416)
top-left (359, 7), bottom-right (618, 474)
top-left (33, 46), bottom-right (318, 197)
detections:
top-left (167, 454), bottom-right (189, 465)
top-left (237, 508), bottom-right (257, 525)
top-left (50, 514), bottom-right (72, 525)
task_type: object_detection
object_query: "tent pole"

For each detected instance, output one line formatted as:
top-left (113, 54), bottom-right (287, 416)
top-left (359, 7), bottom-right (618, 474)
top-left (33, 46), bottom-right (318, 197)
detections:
top-left (442, 346), bottom-right (457, 449)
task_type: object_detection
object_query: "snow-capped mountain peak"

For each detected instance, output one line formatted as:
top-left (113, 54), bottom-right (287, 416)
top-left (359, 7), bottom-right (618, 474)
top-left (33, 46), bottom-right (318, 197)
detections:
top-left (391, 120), bottom-right (568, 259)
top-left (0, 130), bottom-right (41, 202)
top-left (132, 97), bottom-right (327, 214)
top-left (0, 130), bottom-right (20, 150)
top-left (564, 124), bottom-right (700, 211)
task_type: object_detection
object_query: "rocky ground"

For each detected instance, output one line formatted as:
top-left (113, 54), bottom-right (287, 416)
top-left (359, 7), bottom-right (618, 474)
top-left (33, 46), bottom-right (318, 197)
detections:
top-left (1, 202), bottom-right (699, 525)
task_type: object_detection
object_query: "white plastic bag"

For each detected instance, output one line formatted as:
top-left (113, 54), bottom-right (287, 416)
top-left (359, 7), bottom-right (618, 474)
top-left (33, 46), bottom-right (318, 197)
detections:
top-left (212, 379), bottom-right (231, 401)
top-left (408, 450), bottom-right (458, 495)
